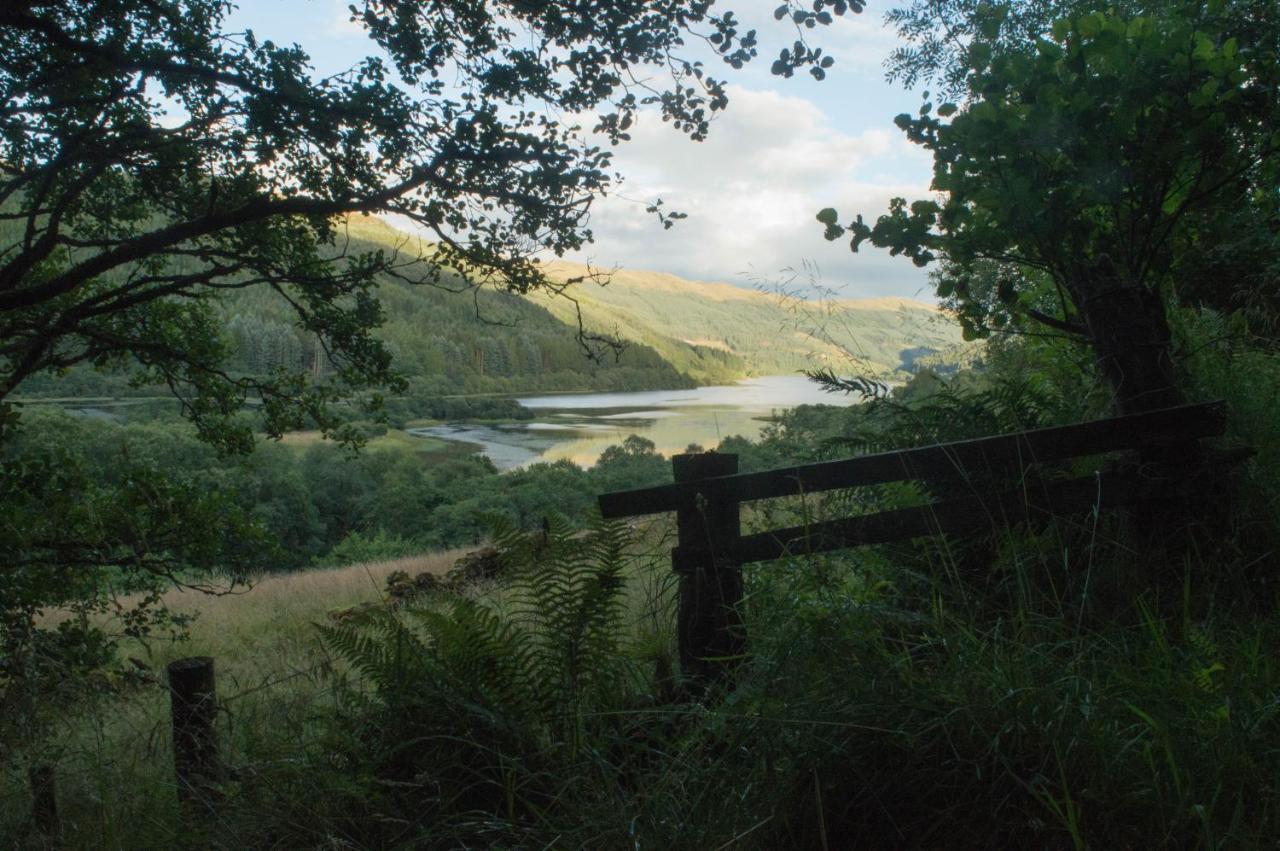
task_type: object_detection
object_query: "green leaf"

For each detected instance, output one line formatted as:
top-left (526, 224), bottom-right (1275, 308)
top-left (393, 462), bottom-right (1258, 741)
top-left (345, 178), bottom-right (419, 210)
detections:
top-left (976, 6), bottom-right (1004, 40)
top-left (1126, 17), bottom-right (1151, 38)
top-left (1194, 32), bottom-right (1215, 61)
top-left (1078, 13), bottom-right (1102, 38)
top-left (816, 207), bottom-right (840, 225)
top-left (1195, 79), bottom-right (1219, 106)
top-left (970, 100), bottom-right (995, 121)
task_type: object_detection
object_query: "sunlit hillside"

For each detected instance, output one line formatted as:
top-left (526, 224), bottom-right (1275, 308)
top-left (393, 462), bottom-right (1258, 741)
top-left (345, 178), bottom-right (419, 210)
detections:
top-left (344, 215), bottom-right (961, 383)
top-left (532, 258), bottom-right (960, 379)
top-left (12, 214), bottom-right (961, 402)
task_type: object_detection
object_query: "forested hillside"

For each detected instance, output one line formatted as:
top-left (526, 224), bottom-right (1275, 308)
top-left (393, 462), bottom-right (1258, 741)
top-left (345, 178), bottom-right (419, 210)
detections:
top-left (221, 216), bottom-right (722, 397)
top-left (533, 259), bottom-right (958, 378)
top-left (14, 216), bottom-right (958, 401)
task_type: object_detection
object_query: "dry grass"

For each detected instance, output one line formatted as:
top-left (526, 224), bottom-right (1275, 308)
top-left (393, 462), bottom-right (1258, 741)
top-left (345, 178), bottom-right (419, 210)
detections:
top-left (272, 427), bottom-right (460, 456)
top-left (107, 550), bottom-right (467, 676)
top-left (6, 536), bottom-right (682, 847)
top-left (4, 551), bottom-right (473, 846)
top-left (150, 551), bottom-right (458, 625)
top-left (272, 428), bottom-right (328, 446)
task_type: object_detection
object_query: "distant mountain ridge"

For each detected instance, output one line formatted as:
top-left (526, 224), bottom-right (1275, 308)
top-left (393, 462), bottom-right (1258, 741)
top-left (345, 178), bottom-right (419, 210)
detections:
top-left (327, 215), bottom-right (961, 385)
top-left (529, 258), bottom-right (960, 381)
top-left (15, 214), bottom-right (962, 401)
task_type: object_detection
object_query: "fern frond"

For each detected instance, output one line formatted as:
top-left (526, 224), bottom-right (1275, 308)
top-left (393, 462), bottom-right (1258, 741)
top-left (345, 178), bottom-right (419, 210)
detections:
top-left (321, 512), bottom-right (643, 774)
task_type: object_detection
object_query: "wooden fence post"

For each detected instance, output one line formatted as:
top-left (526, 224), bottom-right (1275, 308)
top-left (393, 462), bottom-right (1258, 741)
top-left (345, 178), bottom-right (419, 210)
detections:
top-left (168, 656), bottom-right (219, 804)
top-left (672, 452), bottom-right (743, 691)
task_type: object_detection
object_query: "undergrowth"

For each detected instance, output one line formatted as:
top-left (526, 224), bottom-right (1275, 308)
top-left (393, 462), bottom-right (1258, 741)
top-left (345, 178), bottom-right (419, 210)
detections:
top-left (8, 312), bottom-right (1280, 849)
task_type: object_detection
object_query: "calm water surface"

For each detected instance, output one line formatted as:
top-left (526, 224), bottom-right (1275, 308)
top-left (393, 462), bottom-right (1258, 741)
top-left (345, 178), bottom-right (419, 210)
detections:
top-left (408, 375), bottom-right (851, 470)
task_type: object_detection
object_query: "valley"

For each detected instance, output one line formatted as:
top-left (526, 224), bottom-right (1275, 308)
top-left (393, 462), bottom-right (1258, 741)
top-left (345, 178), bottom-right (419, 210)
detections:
top-left (14, 216), bottom-right (961, 406)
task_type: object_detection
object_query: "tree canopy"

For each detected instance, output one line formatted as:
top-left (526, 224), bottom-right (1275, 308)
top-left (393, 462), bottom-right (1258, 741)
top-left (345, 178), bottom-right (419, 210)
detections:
top-left (0, 0), bottom-right (854, 449)
top-left (822, 0), bottom-right (1279, 411)
top-left (0, 0), bottom-right (860, 739)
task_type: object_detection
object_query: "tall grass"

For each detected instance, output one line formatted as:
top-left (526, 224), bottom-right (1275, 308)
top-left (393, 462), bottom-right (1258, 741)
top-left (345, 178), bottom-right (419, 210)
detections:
top-left (3, 552), bottom-right (465, 848)
top-left (719, 543), bottom-right (1280, 848)
top-left (10, 508), bottom-right (1280, 848)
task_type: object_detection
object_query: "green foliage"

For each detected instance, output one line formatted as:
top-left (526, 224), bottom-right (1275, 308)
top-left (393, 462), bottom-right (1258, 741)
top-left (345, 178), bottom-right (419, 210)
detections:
top-left (0, 407), bottom-right (678, 574)
top-left (716, 559), bottom-right (1280, 848)
top-left (884, 0), bottom-right (1077, 97)
top-left (839, 2), bottom-right (1274, 288)
top-left (0, 412), bottom-right (271, 760)
top-left (589, 434), bottom-right (671, 494)
top-left (1176, 306), bottom-right (1280, 561)
top-left (776, 332), bottom-right (1100, 469)
top-left (929, 257), bottom-right (1063, 341)
top-left (824, 0), bottom-right (1278, 411)
top-left (315, 530), bottom-right (424, 568)
top-left (317, 516), bottom-right (643, 844)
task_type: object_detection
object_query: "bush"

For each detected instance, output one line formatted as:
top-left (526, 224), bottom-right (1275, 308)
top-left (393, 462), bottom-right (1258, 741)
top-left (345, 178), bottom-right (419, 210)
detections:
top-left (315, 530), bottom-right (424, 567)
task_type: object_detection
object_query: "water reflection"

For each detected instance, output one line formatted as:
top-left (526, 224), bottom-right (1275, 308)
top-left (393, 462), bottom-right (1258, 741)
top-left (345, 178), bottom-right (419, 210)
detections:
top-left (408, 375), bottom-right (850, 470)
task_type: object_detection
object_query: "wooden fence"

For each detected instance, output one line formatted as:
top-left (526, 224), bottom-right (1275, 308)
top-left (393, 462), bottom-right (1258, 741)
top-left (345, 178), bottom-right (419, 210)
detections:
top-left (599, 401), bottom-right (1237, 688)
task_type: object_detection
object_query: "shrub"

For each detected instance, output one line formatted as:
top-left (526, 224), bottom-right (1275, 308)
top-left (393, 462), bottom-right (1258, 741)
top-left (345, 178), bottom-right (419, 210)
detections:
top-left (315, 530), bottom-right (425, 567)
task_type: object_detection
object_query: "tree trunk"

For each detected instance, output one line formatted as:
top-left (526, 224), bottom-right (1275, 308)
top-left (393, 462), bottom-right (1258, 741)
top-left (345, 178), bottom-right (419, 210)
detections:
top-left (1072, 263), bottom-right (1183, 416)
top-left (1071, 261), bottom-right (1206, 549)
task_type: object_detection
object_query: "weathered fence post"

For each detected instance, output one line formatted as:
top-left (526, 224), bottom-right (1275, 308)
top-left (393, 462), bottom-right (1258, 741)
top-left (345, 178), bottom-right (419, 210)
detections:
top-left (28, 763), bottom-right (58, 836)
top-left (168, 656), bottom-right (219, 804)
top-left (672, 452), bottom-right (744, 691)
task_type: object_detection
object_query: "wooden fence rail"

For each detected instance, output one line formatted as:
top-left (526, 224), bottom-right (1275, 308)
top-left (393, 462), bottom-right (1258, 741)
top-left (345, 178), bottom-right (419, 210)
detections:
top-left (598, 401), bottom-right (1233, 688)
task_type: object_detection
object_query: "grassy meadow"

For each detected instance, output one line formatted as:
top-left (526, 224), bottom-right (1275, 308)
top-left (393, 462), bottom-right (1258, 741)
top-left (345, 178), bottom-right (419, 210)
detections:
top-left (5, 551), bottom-right (465, 846)
top-left (5, 529), bottom-right (684, 849)
top-left (276, 426), bottom-right (473, 460)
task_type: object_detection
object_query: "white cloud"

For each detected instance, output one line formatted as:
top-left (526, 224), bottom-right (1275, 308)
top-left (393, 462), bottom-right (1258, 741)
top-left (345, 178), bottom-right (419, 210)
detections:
top-left (561, 86), bottom-right (937, 301)
top-left (326, 0), bottom-right (368, 39)
top-left (812, 8), bottom-right (906, 74)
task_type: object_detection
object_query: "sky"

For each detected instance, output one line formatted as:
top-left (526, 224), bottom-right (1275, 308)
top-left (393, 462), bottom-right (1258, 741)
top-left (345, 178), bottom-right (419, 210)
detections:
top-left (225, 1), bottom-right (937, 301)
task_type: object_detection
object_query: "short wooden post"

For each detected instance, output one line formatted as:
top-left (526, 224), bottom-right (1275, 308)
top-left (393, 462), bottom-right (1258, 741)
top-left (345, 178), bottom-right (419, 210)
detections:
top-left (28, 763), bottom-right (58, 836)
top-left (672, 452), bottom-right (744, 691)
top-left (168, 656), bottom-right (219, 803)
